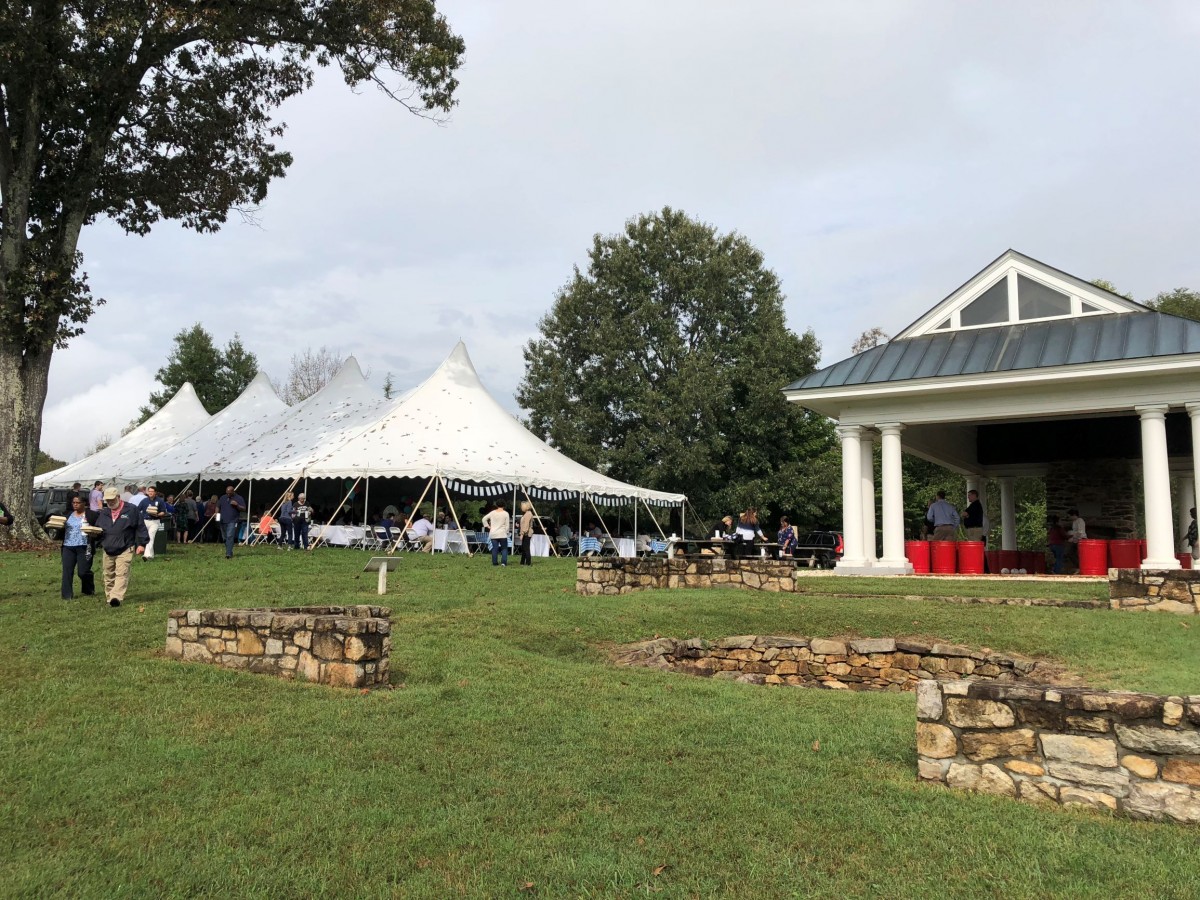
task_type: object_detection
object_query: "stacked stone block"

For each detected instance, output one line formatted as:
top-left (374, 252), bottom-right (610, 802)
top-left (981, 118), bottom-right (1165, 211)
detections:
top-left (1110, 569), bottom-right (1200, 615)
top-left (917, 680), bottom-right (1200, 825)
top-left (166, 605), bottom-right (391, 688)
top-left (614, 635), bottom-right (1038, 691)
top-left (578, 557), bottom-right (797, 595)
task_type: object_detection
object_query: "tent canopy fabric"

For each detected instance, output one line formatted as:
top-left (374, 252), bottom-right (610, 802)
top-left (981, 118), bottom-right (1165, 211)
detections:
top-left (119, 372), bottom-right (290, 483)
top-left (203, 357), bottom-right (399, 480)
top-left (34, 382), bottom-right (211, 488)
top-left (301, 343), bottom-right (685, 504)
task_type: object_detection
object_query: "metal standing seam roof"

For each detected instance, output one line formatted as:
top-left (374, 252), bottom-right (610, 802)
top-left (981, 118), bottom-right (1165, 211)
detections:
top-left (786, 311), bottom-right (1200, 392)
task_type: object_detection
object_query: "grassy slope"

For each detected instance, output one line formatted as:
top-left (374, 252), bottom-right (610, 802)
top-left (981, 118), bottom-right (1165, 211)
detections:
top-left (1, 546), bottom-right (1198, 899)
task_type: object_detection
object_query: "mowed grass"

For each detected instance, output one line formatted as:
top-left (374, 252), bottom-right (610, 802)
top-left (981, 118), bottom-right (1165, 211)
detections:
top-left (1, 545), bottom-right (1198, 899)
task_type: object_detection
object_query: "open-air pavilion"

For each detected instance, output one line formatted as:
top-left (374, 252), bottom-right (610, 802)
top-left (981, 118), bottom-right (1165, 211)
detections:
top-left (785, 250), bottom-right (1200, 575)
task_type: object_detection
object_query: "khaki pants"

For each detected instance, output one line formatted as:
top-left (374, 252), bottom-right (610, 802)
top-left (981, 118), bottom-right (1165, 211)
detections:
top-left (965, 527), bottom-right (985, 542)
top-left (102, 548), bottom-right (134, 601)
top-left (932, 525), bottom-right (957, 541)
top-left (418, 533), bottom-right (434, 553)
top-left (144, 518), bottom-right (160, 559)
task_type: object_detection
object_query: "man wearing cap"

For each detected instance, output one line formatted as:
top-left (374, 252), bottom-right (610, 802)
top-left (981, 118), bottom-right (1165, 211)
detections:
top-left (94, 486), bottom-right (148, 607)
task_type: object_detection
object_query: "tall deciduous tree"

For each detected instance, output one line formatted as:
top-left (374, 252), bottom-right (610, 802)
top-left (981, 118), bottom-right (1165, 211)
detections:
top-left (518, 208), bottom-right (837, 523)
top-left (1147, 287), bottom-right (1200, 322)
top-left (140, 323), bottom-right (258, 418)
top-left (0, 2), bottom-right (464, 538)
top-left (273, 345), bottom-right (345, 406)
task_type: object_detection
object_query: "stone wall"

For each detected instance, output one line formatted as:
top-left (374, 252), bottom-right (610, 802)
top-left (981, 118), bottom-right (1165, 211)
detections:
top-left (1046, 459), bottom-right (1138, 538)
top-left (917, 680), bottom-right (1200, 824)
top-left (578, 557), bottom-right (797, 595)
top-left (614, 635), bottom-right (1040, 691)
top-left (166, 605), bottom-right (391, 688)
top-left (1110, 569), bottom-right (1200, 614)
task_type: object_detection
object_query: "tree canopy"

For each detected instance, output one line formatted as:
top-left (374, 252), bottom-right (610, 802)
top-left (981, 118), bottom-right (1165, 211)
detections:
top-left (141, 323), bottom-right (258, 418)
top-left (0, 1), bottom-right (464, 538)
top-left (273, 345), bottom-right (347, 406)
top-left (518, 208), bottom-right (838, 525)
top-left (1147, 287), bottom-right (1200, 322)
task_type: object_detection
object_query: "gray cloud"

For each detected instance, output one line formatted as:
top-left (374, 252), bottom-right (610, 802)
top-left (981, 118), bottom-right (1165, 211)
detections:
top-left (42, 0), bottom-right (1200, 460)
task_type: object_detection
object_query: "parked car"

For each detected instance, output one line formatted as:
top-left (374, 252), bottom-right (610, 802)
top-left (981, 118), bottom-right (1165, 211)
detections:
top-left (792, 530), bottom-right (844, 569)
top-left (31, 487), bottom-right (73, 525)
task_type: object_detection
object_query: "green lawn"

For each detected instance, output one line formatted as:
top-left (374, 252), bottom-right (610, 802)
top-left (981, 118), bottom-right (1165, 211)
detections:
top-left (2, 546), bottom-right (1198, 898)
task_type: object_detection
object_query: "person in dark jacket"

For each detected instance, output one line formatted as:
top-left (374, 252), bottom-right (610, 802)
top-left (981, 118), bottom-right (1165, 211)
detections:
top-left (58, 494), bottom-right (99, 599)
top-left (94, 486), bottom-right (148, 607)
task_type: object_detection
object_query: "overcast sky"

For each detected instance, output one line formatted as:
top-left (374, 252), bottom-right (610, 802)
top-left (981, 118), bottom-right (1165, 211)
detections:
top-left (41, 0), bottom-right (1200, 462)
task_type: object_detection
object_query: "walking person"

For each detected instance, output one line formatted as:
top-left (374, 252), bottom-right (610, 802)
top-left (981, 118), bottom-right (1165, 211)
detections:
top-left (139, 485), bottom-right (169, 560)
top-left (59, 495), bottom-right (98, 600)
top-left (1188, 508), bottom-right (1198, 562)
top-left (1047, 515), bottom-right (1067, 575)
top-left (94, 486), bottom-right (148, 607)
top-left (218, 485), bottom-right (246, 559)
top-left (518, 500), bottom-right (534, 566)
top-left (292, 493), bottom-right (313, 550)
top-left (278, 491), bottom-right (296, 550)
top-left (482, 501), bottom-right (511, 567)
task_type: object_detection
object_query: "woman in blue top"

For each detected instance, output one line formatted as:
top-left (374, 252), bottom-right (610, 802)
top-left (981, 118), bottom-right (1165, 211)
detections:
top-left (60, 495), bottom-right (98, 599)
top-left (777, 515), bottom-right (797, 559)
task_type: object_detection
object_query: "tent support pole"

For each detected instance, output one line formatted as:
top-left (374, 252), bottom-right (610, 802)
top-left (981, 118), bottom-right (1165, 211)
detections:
top-left (519, 485), bottom-right (559, 558)
top-left (641, 498), bottom-right (669, 540)
top-left (257, 475), bottom-right (302, 544)
top-left (190, 476), bottom-right (246, 544)
top-left (388, 475), bottom-right (436, 554)
top-left (588, 497), bottom-right (620, 556)
top-left (308, 476), bottom-right (362, 551)
top-left (438, 476), bottom-right (472, 557)
top-left (242, 479), bottom-right (254, 544)
top-left (685, 499), bottom-right (705, 539)
top-left (433, 476), bottom-right (440, 540)
top-left (577, 493), bottom-right (582, 543)
top-left (364, 475), bottom-right (370, 527)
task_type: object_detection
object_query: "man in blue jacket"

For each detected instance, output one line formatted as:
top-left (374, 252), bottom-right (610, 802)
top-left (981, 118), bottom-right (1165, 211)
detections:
top-left (94, 486), bottom-right (149, 607)
top-left (218, 484), bottom-right (246, 559)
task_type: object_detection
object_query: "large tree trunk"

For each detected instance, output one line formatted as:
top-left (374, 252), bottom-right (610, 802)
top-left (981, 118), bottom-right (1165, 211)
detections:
top-left (0, 340), bottom-right (52, 543)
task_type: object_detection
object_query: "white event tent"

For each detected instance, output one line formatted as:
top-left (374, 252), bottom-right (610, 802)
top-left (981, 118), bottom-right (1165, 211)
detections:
top-left (38, 343), bottom-right (685, 534)
top-left (34, 382), bottom-right (211, 488)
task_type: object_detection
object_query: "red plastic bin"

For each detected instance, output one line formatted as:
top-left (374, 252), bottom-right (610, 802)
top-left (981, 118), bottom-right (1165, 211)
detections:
top-left (1108, 539), bottom-right (1141, 569)
top-left (1177, 553), bottom-right (1193, 570)
top-left (930, 540), bottom-right (957, 574)
top-left (998, 549), bottom-right (1021, 573)
top-left (1078, 539), bottom-right (1108, 576)
top-left (957, 541), bottom-right (985, 574)
top-left (905, 540), bottom-right (931, 574)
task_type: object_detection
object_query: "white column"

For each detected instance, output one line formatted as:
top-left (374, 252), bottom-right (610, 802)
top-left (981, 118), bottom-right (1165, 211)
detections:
top-left (998, 477), bottom-right (1017, 551)
top-left (1138, 405), bottom-right (1180, 569)
top-left (860, 431), bottom-right (877, 563)
top-left (1176, 474), bottom-right (1195, 552)
top-left (836, 424), bottom-right (866, 570)
top-left (878, 423), bottom-right (911, 571)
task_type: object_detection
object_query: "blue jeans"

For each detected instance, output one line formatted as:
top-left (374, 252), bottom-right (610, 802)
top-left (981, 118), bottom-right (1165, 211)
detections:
top-left (223, 521), bottom-right (239, 557)
top-left (278, 518), bottom-right (293, 546)
top-left (1050, 544), bottom-right (1065, 574)
top-left (490, 538), bottom-right (509, 566)
top-left (294, 520), bottom-right (309, 550)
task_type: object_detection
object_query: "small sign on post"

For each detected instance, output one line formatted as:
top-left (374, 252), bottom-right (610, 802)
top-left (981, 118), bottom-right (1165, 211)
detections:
top-left (363, 557), bottom-right (401, 595)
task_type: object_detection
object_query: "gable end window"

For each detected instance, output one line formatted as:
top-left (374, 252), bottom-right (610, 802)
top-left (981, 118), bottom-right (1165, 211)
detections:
top-left (1017, 275), bottom-right (1071, 320)
top-left (959, 280), bottom-right (1008, 327)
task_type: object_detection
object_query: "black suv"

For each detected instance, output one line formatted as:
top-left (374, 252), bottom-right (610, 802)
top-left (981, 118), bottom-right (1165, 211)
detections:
top-left (793, 530), bottom-right (844, 569)
top-left (31, 487), bottom-right (73, 525)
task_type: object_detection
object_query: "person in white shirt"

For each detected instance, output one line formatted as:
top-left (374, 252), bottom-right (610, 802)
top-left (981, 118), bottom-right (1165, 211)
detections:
top-left (482, 502), bottom-right (511, 566)
top-left (1066, 507), bottom-right (1087, 572)
top-left (409, 511), bottom-right (435, 553)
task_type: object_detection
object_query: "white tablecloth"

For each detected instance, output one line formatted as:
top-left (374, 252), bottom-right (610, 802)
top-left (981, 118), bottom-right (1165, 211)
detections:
top-left (310, 525), bottom-right (365, 547)
top-left (602, 537), bottom-right (637, 558)
top-left (433, 529), bottom-right (470, 554)
top-left (531, 534), bottom-right (550, 557)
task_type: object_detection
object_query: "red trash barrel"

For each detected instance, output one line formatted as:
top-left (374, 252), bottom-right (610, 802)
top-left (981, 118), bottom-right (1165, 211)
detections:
top-left (930, 540), bottom-right (957, 574)
top-left (1177, 553), bottom-right (1193, 570)
top-left (998, 549), bottom-right (1021, 573)
top-left (984, 550), bottom-right (1001, 574)
top-left (1108, 539), bottom-right (1140, 569)
top-left (957, 541), bottom-right (985, 574)
top-left (1138, 539), bottom-right (1148, 561)
top-left (1078, 539), bottom-right (1108, 576)
top-left (1032, 553), bottom-right (1047, 574)
top-left (905, 540), bottom-right (931, 574)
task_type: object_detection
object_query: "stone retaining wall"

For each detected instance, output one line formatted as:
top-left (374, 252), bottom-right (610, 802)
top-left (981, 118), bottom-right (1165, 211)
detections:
top-left (917, 680), bottom-right (1200, 824)
top-left (578, 557), bottom-right (798, 595)
top-left (1110, 569), bottom-right (1200, 614)
top-left (166, 605), bottom-right (391, 688)
top-left (614, 635), bottom-right (1040, 691)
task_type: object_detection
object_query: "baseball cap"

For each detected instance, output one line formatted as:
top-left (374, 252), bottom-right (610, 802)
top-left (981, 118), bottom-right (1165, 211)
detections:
top-left (103, 487), bottom-right (119, 501)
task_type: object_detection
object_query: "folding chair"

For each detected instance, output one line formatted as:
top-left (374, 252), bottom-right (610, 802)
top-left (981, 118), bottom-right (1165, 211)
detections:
top-left (358, 527), bottom-right (384, 552)
top-left (556, 535), bottom-right (576, 556)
